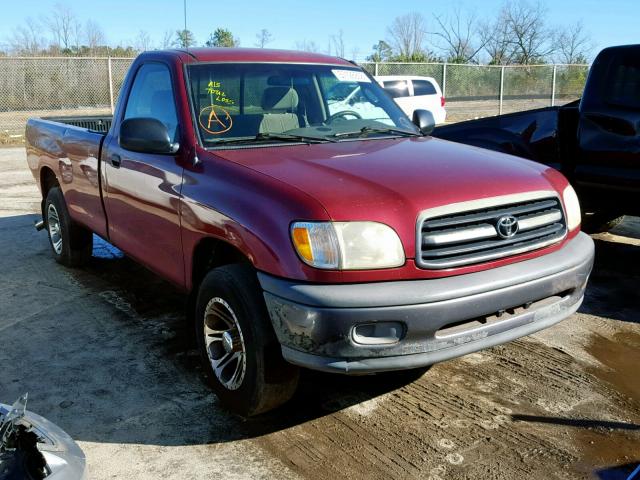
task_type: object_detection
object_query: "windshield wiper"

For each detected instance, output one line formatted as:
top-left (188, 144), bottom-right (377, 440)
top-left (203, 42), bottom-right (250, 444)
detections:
top-left (209, 132), bottom-right (336, 146)
top-left (332, 126), bottom-right (421, 139)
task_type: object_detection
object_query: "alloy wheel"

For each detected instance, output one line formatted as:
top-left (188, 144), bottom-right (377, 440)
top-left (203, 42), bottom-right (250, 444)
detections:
top-left (47, 203), bottom-right (63, 255)
top-left (203, 297), bottom-right (247, 391)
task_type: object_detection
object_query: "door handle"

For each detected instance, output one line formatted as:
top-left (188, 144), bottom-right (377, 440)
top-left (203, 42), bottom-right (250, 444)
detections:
top-left (109, 154), bottom-right (122, 168)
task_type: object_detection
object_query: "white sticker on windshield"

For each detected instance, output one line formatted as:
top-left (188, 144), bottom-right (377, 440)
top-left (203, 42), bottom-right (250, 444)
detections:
top-left (332, 69), bottom-right (371, 83)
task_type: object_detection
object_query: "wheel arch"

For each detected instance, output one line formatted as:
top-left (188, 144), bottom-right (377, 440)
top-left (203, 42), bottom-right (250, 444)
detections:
top-left (39, 166), bottom-right (59, 216)
top-left (40, 166), bottom-right (59, 194)
top-left (190, 236), bottom-right (252, 293)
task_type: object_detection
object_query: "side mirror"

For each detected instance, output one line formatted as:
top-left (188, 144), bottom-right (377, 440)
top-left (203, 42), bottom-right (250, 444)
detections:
top-left (412, 109), bottom-right (436, 135)
top-left (119, 118), bottom-right (179, 154)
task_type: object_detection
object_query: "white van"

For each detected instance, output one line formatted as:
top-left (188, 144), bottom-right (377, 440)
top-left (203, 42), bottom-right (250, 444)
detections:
top-left (375, 76), bottom-right (447, 124)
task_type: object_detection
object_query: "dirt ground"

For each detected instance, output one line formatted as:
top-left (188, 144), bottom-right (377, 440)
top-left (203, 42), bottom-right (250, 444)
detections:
top-left (0, 146), bottom-right (638, 479)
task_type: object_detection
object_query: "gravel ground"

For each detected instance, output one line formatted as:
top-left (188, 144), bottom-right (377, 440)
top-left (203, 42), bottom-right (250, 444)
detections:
top-left (0, 146), bottom-right (638, 479)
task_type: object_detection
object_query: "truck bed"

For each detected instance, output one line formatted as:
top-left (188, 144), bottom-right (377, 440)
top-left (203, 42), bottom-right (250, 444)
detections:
top-left (432, 102), bottom-right (581, 174)
top-left (42, 115), bottom-right (113, 134)
top-left (25, 116), bottom-right (110, 239)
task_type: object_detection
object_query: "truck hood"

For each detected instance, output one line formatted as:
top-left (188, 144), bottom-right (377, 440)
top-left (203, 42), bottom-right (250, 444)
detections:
top-left (211, 136), bottom-right (557, 222)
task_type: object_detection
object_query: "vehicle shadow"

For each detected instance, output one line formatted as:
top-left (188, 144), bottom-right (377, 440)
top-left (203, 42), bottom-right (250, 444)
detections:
top-left (579, 234), bottom-right (640, 324)
top-left (0, 214), bottom-right (426, 447)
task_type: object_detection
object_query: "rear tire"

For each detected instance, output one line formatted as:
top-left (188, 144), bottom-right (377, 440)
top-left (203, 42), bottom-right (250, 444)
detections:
top-left (195, 263), bottom-right (299, 416)
top-left (44, 187), bottom-right (92, 267)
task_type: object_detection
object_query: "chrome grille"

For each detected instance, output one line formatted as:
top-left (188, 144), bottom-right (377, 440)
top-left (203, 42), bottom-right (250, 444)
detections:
top-left (417, 194), bottom-right (567, 269)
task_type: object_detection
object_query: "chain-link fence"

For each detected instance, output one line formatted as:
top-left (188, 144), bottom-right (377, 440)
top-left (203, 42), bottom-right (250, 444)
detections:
top-left (0, 57), bottom-right (588, 143)
top-left (0, 57), bottom-right (134, 143)
top-left (361, 62), bottom-right (589, 122)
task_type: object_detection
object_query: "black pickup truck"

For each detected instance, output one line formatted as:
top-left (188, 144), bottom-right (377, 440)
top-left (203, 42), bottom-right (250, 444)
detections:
top-left (434, 44), bottom-right (640, 232)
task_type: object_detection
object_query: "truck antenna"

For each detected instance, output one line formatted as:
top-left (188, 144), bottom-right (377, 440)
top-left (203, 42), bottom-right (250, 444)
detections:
top-left (183, 0), bottom-right (188, 52)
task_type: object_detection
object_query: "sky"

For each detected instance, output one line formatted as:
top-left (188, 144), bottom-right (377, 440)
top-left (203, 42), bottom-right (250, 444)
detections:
top-left (1, 0), bottom-right (638, 61)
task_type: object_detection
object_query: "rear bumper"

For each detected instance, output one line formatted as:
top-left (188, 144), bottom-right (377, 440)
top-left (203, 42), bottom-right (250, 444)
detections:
top-left (259, 232), bottom-right (594, 374)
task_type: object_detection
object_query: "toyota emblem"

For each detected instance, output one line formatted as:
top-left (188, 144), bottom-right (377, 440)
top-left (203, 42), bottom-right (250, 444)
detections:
top-left (496, 215), bottom-right (519, 238)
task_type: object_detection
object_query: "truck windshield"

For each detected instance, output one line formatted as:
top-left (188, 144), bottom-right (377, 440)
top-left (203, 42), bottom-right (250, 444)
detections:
top-left (187, 63), bottom-right (419, 146)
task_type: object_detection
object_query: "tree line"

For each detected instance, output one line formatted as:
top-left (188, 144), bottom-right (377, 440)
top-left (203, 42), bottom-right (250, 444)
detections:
top-left (1, 1), bottom-right (593, 64)
top-left (0, 3), bottom-right (250, 57)
top-left (373, 2), bottom-right (592, 64)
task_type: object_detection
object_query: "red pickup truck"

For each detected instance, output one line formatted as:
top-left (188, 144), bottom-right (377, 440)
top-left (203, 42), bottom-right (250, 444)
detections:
top-left (26, 48), bottom-right (594, 416)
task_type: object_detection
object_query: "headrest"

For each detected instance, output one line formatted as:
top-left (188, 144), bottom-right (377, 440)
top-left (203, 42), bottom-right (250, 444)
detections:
top-left (261, 87), bottom-right (299, 112)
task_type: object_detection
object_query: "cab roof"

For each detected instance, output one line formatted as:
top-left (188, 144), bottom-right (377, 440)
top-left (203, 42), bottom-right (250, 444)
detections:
top-left (169, 47), bottom-right (354, 66)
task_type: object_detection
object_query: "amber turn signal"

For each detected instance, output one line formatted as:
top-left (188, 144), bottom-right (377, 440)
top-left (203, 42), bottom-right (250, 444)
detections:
top-left (291, 226), bottom-right (313, 263)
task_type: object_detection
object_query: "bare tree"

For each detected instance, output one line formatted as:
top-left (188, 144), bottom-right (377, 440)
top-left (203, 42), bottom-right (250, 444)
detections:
top-left (432, 7), bottom-right (486, 63)
top-left (84, 20), bottom-right (105, 54)
top-left (295, 40), bottom-right (319, 53)
top-left (71, 18), bottom-right (83, 52)
top-left (255, 29), bottom-right (273, 48)
top-left (331, 30), bottom-right (345, 57)
top-left (45, 3), bottom-right (77, 50)
top-left (503, 1), bottom-right (555, 64)
top-left (480, 11), bottom-right (512, 64)
top-left (481, 1), bottom-right (555, 65)
top-left (554, 21), bottom-right (592, 64)
top-left (160, 30), bottom-right (174, 49)
top-left (134, 30), bottom-right (153, 52)
top-left (350, 46), bottom-right (360, 61)
top-left (387, 12), bottom-right (427, 60)
top-left (7, 18), bottom-right (45, 55)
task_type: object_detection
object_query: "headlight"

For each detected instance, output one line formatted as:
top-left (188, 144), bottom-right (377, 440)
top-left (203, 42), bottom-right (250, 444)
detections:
top-left (291, 221), bottom-right (405, 270)
top-left (563, 184), bottom-right (581, 231)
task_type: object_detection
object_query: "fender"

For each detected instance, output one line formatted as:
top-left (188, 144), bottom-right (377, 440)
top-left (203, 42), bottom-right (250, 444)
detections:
top-left (179, 149), bottom-right (334, 290)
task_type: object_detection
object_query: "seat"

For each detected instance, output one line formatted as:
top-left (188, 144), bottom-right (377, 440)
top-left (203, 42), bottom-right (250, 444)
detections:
top-left (259, 87), bottom-right (300, 134)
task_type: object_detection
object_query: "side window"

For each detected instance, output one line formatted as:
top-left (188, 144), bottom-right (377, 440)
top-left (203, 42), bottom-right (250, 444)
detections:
top-left (606, 55), bottom-right (640, 109)
top-left (412, 80), bottom-right (437, 96)
top-left (124, 63), bottom-right (179, 142)
top-left (383, 80), bottom-right (409, 99)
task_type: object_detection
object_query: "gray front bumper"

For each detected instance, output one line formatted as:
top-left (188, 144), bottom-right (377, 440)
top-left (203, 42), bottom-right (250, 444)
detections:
top-left (259, 232), bottom-right (594, 374)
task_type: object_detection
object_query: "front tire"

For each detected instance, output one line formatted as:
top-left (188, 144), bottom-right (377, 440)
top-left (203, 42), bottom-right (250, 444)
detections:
top-left (195, 264), bottom-right (299, 416)
top-left (44, 187), bottom-right (92, 267)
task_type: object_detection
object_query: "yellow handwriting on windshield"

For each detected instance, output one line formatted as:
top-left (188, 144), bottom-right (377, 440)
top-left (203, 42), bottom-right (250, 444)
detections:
top-left (207, 81), bottom-right (235, 106)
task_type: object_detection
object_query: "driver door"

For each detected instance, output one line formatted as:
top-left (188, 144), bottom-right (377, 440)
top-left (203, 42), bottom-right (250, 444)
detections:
top-left (101, 62), bottom-right (185, 287)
